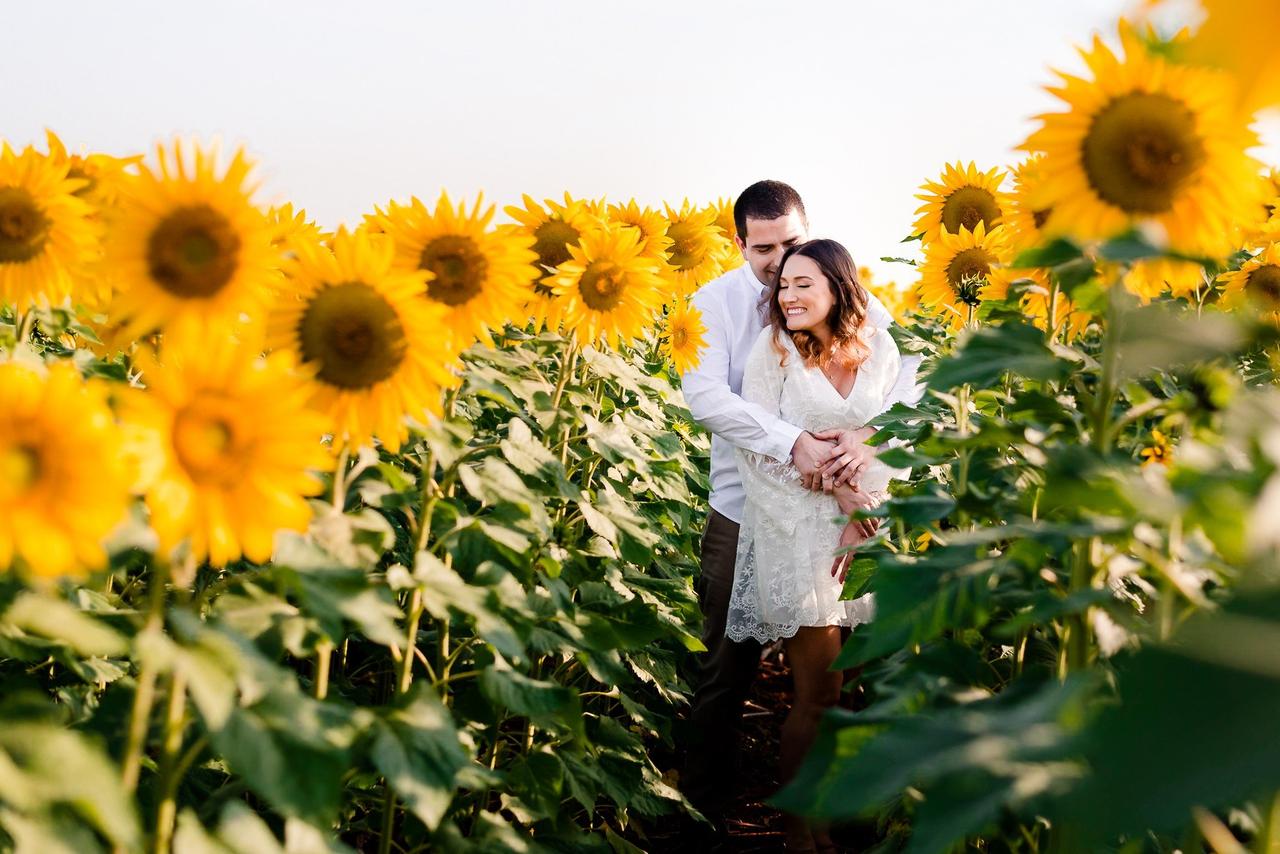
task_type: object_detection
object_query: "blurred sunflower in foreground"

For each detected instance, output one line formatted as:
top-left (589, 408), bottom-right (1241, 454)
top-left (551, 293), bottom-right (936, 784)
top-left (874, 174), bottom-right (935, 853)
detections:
top-left (106, 139), bottom-right (277, 342)
top-left (1021, 22), bottom-right (1261, 264)
top-left (0, 361), bottom-right (130, 578)
top-left (268, 228), bottom-right (458, 453)
top-left (376, 192), bottom-right (538, 347)
top-left (124, 333), bottom-right (329, 567)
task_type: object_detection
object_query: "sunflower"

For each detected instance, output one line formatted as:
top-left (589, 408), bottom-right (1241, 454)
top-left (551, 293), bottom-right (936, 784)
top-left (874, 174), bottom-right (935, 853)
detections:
top-left (1005, 155), bottom-right (1056, 252)
top-left (268, 203), bottom-right (327, 255)
top-left (1120, 257), bottom-right (1207, 302)
top-left (105, 139), bottom-right (278, 342)
top-left (0, 361), bottom-right (131, 579)
top-left (0, 143), bottom-right (100, 310)
top-left (663, 200), bottom-right (725, 296)
top-left (43, 130), bottom-right (139, 210)
top-left (268, 228), bottom-right (458, 452)
top-left (913, 162), bottom-right (1011, 244)
top-left (1181, 0), bottom-right (1280, 114)
top-left (662, 298), bottom-right (708, 374)
top-left (1140, 429), bottom-right (1173, 467)
top-left (704, 197), bottom-right (744, 272)
top-left (860, 265), bottom-right (918, 325)
top-left (1238, 170), bottom-right (1280, 249)
top-left (1020, 22), bottom-right (1262, 259)
top-left (1012, 267), bottom-right (1094, 341)
top-left (375, 192), bottom-right (539, 347)
top-left (547, 223), bottom-right (666, 347)
top-left (607, 199), bottom-right (673, 260)
top-left (504, 193), bottom-right (602, 330)
top-left (915, 222), bottom-right (1013, 328)
top-left (1218, 242), bottom-right (1280, 316)
top-left (123, 333), bottom-right (329, 567)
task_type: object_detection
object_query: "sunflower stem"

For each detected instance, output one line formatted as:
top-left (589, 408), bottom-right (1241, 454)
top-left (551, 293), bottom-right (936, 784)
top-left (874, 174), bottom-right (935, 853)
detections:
top-left (550, 338), bottom-right (579, 412)
top-left (152, 668), bottom-right (188, 854)
top-left (1046, 279), bottom-right (1062, 344)
top-left (332, 442), bottom-right (350, 511)
top-left (314, 638), bottom-right (333, 700)
top-left (14, 308), bottom-right (36, 345)
top-left (121, 557), bottom-right (171, 794)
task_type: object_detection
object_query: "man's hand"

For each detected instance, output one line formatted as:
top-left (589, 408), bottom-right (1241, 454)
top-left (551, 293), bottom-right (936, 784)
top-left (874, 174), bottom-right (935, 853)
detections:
top-left (813, 426), bottom-right (878, 488)
top-left (831, 521), bottom-right (870, 584)
top-left (791, 431), bottom-right (838, 490)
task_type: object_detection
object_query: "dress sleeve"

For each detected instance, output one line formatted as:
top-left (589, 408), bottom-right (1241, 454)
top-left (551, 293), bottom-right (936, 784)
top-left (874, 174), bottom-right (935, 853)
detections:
top-left (858, 329), bottom-right (911, 496)
top-left (733, 330), bottom-right (810, 536)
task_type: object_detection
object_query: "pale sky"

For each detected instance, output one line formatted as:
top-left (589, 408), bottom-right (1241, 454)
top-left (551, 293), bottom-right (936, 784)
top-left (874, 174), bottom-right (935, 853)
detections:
top-left (7, 0), bottom-right (1279, 286)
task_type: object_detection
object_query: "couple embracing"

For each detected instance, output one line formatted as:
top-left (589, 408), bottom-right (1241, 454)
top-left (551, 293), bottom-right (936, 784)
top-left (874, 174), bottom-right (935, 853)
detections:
top-left (680, 181), bottom-right (922, 851)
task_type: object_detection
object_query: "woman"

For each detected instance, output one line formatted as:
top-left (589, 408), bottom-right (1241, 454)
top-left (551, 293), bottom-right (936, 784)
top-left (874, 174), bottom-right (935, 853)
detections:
top-left (725, 238), bottom-right (903, 851)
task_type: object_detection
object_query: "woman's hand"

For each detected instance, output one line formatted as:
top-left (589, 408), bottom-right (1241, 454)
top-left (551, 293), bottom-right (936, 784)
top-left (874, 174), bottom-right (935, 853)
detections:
top-left (831, 521), bottom-right (869, 584)
top-left (832, 482), bottom-right (881, 539)
top-left (812, 426), bottom-right (878, 488)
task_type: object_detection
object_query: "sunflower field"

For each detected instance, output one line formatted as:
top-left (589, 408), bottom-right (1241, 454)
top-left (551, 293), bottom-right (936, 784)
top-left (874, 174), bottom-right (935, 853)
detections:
top-left (4, 1), bottom-right (1280, 851)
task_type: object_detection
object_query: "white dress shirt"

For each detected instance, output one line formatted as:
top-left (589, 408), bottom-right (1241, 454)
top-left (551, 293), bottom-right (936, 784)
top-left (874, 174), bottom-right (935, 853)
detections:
top-left (682, 263), bottom-right (922, 524)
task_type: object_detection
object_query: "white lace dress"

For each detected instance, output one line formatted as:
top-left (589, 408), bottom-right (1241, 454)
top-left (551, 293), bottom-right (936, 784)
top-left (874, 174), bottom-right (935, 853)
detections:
top-left (725, 326), bottom-right (904, 644)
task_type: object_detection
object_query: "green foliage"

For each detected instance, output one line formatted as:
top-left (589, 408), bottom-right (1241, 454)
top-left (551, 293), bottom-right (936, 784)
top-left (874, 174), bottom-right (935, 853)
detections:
top-left (0, 328), bottom-right (706, 851)
top-left (779, 276), bottom-right (1280, 853)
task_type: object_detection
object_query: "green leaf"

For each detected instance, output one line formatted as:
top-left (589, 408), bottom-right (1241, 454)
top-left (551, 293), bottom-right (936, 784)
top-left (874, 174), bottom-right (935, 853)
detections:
top-left (1097, 230), bottom-right (1162, 262)
top-left (0, 722), bottom-right (142, 851)
top-left (370, 685), bottom-right (469, 831)
top-left (1, 591), bottom-right (126, 658)
top-left (835, 550), bottom-right (1000, 668)
top-left (478, 664), bottom-right (583, 741)
top-left (926, 322), bottom-right (1071, 390)
top-left (413, 551), bottom-right (523, 662)
top-left (1013, 238), bottom-right (1084, 269)
top-left (1057, 588), bottom-right (1280, 843)
top-left (1113, 304), bottom-right (1245, 381)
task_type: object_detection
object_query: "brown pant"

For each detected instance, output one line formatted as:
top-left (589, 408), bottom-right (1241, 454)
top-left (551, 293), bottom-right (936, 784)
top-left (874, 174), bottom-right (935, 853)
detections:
top-left (682, 509), bottom-right (762, 822)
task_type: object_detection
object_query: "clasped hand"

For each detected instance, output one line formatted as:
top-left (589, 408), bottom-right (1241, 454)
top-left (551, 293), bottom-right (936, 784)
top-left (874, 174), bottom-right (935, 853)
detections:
top-left (790, 426), bottom-right (878, 492)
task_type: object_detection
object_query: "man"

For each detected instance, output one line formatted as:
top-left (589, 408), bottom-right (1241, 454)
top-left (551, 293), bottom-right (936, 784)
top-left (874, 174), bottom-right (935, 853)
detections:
top-left (679, 180), bottom-right (922, 832)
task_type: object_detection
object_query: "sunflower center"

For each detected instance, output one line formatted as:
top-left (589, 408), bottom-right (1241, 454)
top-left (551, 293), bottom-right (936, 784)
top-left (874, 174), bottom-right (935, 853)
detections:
top-left (172, 409), bottom-right (236, 480)
top-left (0, 187), bottom-right (52, 264)
top-left (1082, 92), bottom-right (1206, 215)
top-left (418, 234), bottom-right (488, 307)
top-left (0, 444), bottom-right (41, 502)
top-left (532, 220), bottom-right (580, 272)
top-left (1032, 208), bottom-right (1051, 230)
top-left (579, 262), bottom-right (626, 311)
top-left (671, 327), bottom-right (688, 348)
top-left (666, 221), bottom-right (705, 272)
top-left (946, 248), bottom-right (993, 294)
top-left (1248, 264), bottom-right (1280, 310)
top-left (147, 204), bottom-right (243, 298)
top-left (942, 187), bottom-right (1001, 234)
top-left (299, 282), bottom-right (408, 390)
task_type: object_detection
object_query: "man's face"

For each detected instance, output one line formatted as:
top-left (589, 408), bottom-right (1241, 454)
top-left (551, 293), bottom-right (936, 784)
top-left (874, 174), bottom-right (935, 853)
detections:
top-left (736, 209), bottom-right (808, 286)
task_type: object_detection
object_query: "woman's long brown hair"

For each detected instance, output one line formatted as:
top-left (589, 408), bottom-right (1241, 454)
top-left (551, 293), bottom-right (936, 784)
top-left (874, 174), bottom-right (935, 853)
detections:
top-left (762, 238), bottom-right (871, 369)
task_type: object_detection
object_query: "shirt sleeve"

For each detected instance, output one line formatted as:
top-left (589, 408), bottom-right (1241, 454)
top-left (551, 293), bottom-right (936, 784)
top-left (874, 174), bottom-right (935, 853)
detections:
top-left (681, 294), bottom-right (803, 463)
top-left (733, 331), bottom-right (808, 536)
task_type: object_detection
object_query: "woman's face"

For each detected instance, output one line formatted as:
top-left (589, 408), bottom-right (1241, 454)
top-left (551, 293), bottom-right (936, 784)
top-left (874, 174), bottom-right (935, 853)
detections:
top-left (777, 253), bottom-right (835, 335)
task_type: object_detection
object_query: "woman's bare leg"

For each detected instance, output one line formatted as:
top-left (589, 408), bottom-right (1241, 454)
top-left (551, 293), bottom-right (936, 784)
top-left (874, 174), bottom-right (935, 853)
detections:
top-left (780, 626), bottom-right (844, 849)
